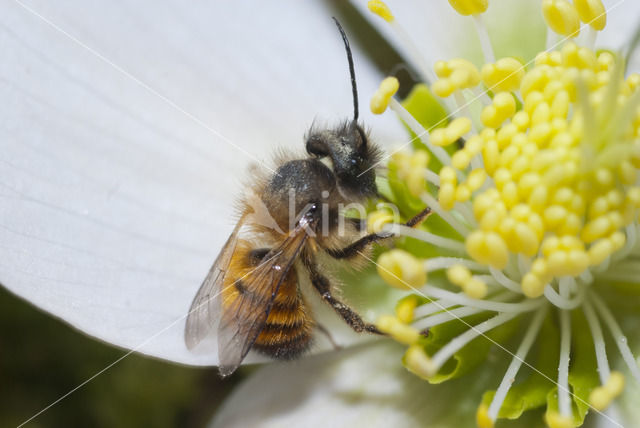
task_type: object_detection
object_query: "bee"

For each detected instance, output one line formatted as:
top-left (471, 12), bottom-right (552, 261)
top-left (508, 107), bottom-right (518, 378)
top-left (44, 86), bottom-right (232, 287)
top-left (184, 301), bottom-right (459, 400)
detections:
top-left (184, 18), bottom-right (430, 377)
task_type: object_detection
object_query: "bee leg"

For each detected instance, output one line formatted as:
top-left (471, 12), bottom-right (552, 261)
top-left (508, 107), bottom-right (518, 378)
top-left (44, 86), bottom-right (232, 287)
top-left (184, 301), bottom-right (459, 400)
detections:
top-left (325, 231), bottom-right (393, 259)
top-left (327, 206), bottom-right (432, 260)
top-left (404, 206), bottom-right (432, 228)
top-left (304, 257), bottom-right (383, 335)
top-left (315, 324), bottom-right (342, 350)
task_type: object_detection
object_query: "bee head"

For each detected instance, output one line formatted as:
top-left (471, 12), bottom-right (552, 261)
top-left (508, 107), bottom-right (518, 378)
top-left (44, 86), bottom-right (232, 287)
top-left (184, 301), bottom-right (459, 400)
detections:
top-left (306, 121), bottom-right (381, 200)
top-left (303, 19), bottom-right (382, 200)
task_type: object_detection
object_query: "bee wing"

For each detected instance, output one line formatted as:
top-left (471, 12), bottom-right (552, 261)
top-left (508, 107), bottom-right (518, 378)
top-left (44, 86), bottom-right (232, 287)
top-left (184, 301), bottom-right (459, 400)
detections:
top-left (184, 220), bottom-right (243, 350)
top-left (217, 226), bottom-right (310, 376)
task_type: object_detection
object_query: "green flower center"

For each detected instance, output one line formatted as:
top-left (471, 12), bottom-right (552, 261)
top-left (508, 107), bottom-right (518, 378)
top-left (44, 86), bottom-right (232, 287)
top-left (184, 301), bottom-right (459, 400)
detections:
top-left (366, 1), bottom-right (640, 427)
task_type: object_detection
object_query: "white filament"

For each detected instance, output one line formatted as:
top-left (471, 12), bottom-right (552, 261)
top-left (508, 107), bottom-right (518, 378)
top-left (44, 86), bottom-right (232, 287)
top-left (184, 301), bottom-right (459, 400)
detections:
top-left (489, 267), bottom-right (523, 293)
top-left (424, 257), bottom-right (488, 272)
top-left (424, 169), bottom-right (440, 186)
top-left (384, 224), bottom-right (466, 252)
top-left (413, 292), bottom-right (515, 331)
top-left (430, 312), bottom-right (520, 371)
top-left (472, 14), bottom-right (496, 64)
top-left (582, 298), bottom-right (611, 384)
top-left (488, 305), bottom-right (549, 420)
top-left (558, 281), bottom-right (572, 417)
top-left (544, 282), bottom-right (585, 310)
top-left (590, 292), bottom-right (640, 383)
top-left (422, 286), bottom-right (542, 312)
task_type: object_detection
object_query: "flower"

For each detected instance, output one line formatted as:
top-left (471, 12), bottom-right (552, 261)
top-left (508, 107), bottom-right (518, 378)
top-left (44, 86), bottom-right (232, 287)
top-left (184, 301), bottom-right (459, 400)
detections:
top-left (3, 1), bottom-right (640, 427)
top-left (360, 0), bottom-right (640, 426)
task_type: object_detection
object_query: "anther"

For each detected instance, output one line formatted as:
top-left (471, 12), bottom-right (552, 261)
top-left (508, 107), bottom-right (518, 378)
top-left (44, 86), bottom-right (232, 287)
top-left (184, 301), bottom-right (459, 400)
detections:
top-left (367, 0), bottom-right (394, 22)
top-left (371, 77), bottom-right (400, 114)
top-left (542, 0), bottom-right (581, 37)
top-left (377, 249), bottom-right (427, 289)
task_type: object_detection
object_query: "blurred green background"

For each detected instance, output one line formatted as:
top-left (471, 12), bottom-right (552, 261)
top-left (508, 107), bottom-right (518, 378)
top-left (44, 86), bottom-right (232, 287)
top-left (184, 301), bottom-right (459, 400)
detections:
top-left (0, 287), bottom-right (245, 427)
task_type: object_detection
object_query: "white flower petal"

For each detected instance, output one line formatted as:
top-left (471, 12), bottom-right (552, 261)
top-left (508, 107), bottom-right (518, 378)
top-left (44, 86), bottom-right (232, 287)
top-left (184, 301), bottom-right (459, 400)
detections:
top-left (212, 341), bottom-right (495, 428)
top-left (596, 0), bottom-right (640, 54)
top-left (0, 0), bottom-right (405, 365)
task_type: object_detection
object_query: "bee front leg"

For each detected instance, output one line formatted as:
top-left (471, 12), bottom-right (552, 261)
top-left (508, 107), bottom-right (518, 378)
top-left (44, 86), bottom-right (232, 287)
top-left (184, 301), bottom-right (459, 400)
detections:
top-left (327, 206), bottom-right (431, 260)
top-left (304, 257), bottom-right (382, 335)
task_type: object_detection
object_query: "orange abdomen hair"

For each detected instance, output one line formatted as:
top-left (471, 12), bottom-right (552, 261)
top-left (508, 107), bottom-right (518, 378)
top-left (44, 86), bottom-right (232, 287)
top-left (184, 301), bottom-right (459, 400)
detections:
top-left (252, 268), bottom-right (315, 359)
top-left (220, 240), bottom-right (314, 360)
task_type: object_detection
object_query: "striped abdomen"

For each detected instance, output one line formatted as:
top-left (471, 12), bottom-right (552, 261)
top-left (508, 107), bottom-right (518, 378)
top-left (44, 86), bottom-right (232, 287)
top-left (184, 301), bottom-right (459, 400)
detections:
top-left (252, 267), bottom-right (314, 359)
top-left (220, 240), bottom-right (314, 360)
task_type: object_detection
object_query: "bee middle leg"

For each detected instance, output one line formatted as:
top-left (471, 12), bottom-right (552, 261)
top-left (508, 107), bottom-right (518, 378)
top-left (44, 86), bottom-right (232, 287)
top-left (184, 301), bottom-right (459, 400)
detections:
top-left (304, 257), bottom-right (382, 335)
top-left (327, 206), bottom-right (431, 260)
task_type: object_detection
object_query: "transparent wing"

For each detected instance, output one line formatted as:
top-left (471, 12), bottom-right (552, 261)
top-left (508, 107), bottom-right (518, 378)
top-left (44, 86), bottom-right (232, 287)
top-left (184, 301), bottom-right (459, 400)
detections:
top-left (217, 227), bottom-right (309, 376)
top-left (184, 221), bottom-right (243, 350)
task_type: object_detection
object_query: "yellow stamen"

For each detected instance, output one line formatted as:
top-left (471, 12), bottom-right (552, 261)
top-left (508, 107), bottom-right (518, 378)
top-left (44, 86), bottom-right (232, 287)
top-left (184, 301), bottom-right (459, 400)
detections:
top-left (431, 117), bottom-right (472, 147)
top-left (545, 411), bottom-right (574, 428)
top-left (377, 249), bottom-right (427, 290)
top-left (396, 296), bottom-right (419, 324)
top-left (447, 0), bottom-right (488, 16)
top-left (476, 404), bottom-right (494, 428)
top-left (391, 150), bottom-right (429, 197)
top-left (367, 210), bottom-right (395, 234)
top-left (521, 272), bottom-right (546, 298)
top-left (466, 230), bottom-right (509, 269)
top-left (447, 264), bottom-right (472, 284)
top-left (589, 371), bottom-right (625, 411)
top-left (405, 344), bottom-right (436, 379)
top-left (574, 0), bottom-right (606, 31)
top-left (433, 59), bottom-right (481, 97)
top-left (377, 315), bottom-right (420, 345)
top-left (446, 264), bottom-right (488, 298)
top-left (542, 0), bottom-right (581, 37)
top-left (367, 0), bottom-right (394, 22)
top-left (465, 277), bottom-right (489, 299)
top-left (371, 76), bottom-right (400, 114)
top-left (481, 57), bottom-right (525, 92)
top-left (481, 92), bottom-right (517, 128)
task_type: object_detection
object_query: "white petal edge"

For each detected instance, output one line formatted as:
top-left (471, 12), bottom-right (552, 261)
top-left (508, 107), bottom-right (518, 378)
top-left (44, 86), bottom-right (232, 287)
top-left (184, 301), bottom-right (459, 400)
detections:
top-left (213, 338), bottom-right (640, 428)
top-left (211, 341), bottom-right (494, 428)
top-left (0, 0), bottom-right (407, 366)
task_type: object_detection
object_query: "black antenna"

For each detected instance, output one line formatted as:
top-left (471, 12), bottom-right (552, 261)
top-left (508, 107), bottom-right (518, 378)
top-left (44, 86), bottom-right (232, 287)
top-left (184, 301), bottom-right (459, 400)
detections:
top-left (332, 17), bottom-right (359, 122)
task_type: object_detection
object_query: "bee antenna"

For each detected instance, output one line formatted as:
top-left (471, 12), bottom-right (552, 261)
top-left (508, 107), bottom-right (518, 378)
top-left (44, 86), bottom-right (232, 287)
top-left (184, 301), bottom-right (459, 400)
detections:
top-left (332, 17), bottom-right (359, 122)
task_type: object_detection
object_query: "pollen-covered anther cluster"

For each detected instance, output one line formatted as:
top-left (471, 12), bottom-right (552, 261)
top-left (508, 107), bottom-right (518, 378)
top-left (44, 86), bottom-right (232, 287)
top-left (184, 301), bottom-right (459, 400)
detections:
top-left (434, 42), bottom-right (640, 298)
top-left (376, 249), bottom-right (427, 290)
top-left (365, 0), bottom-right (640, 426)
